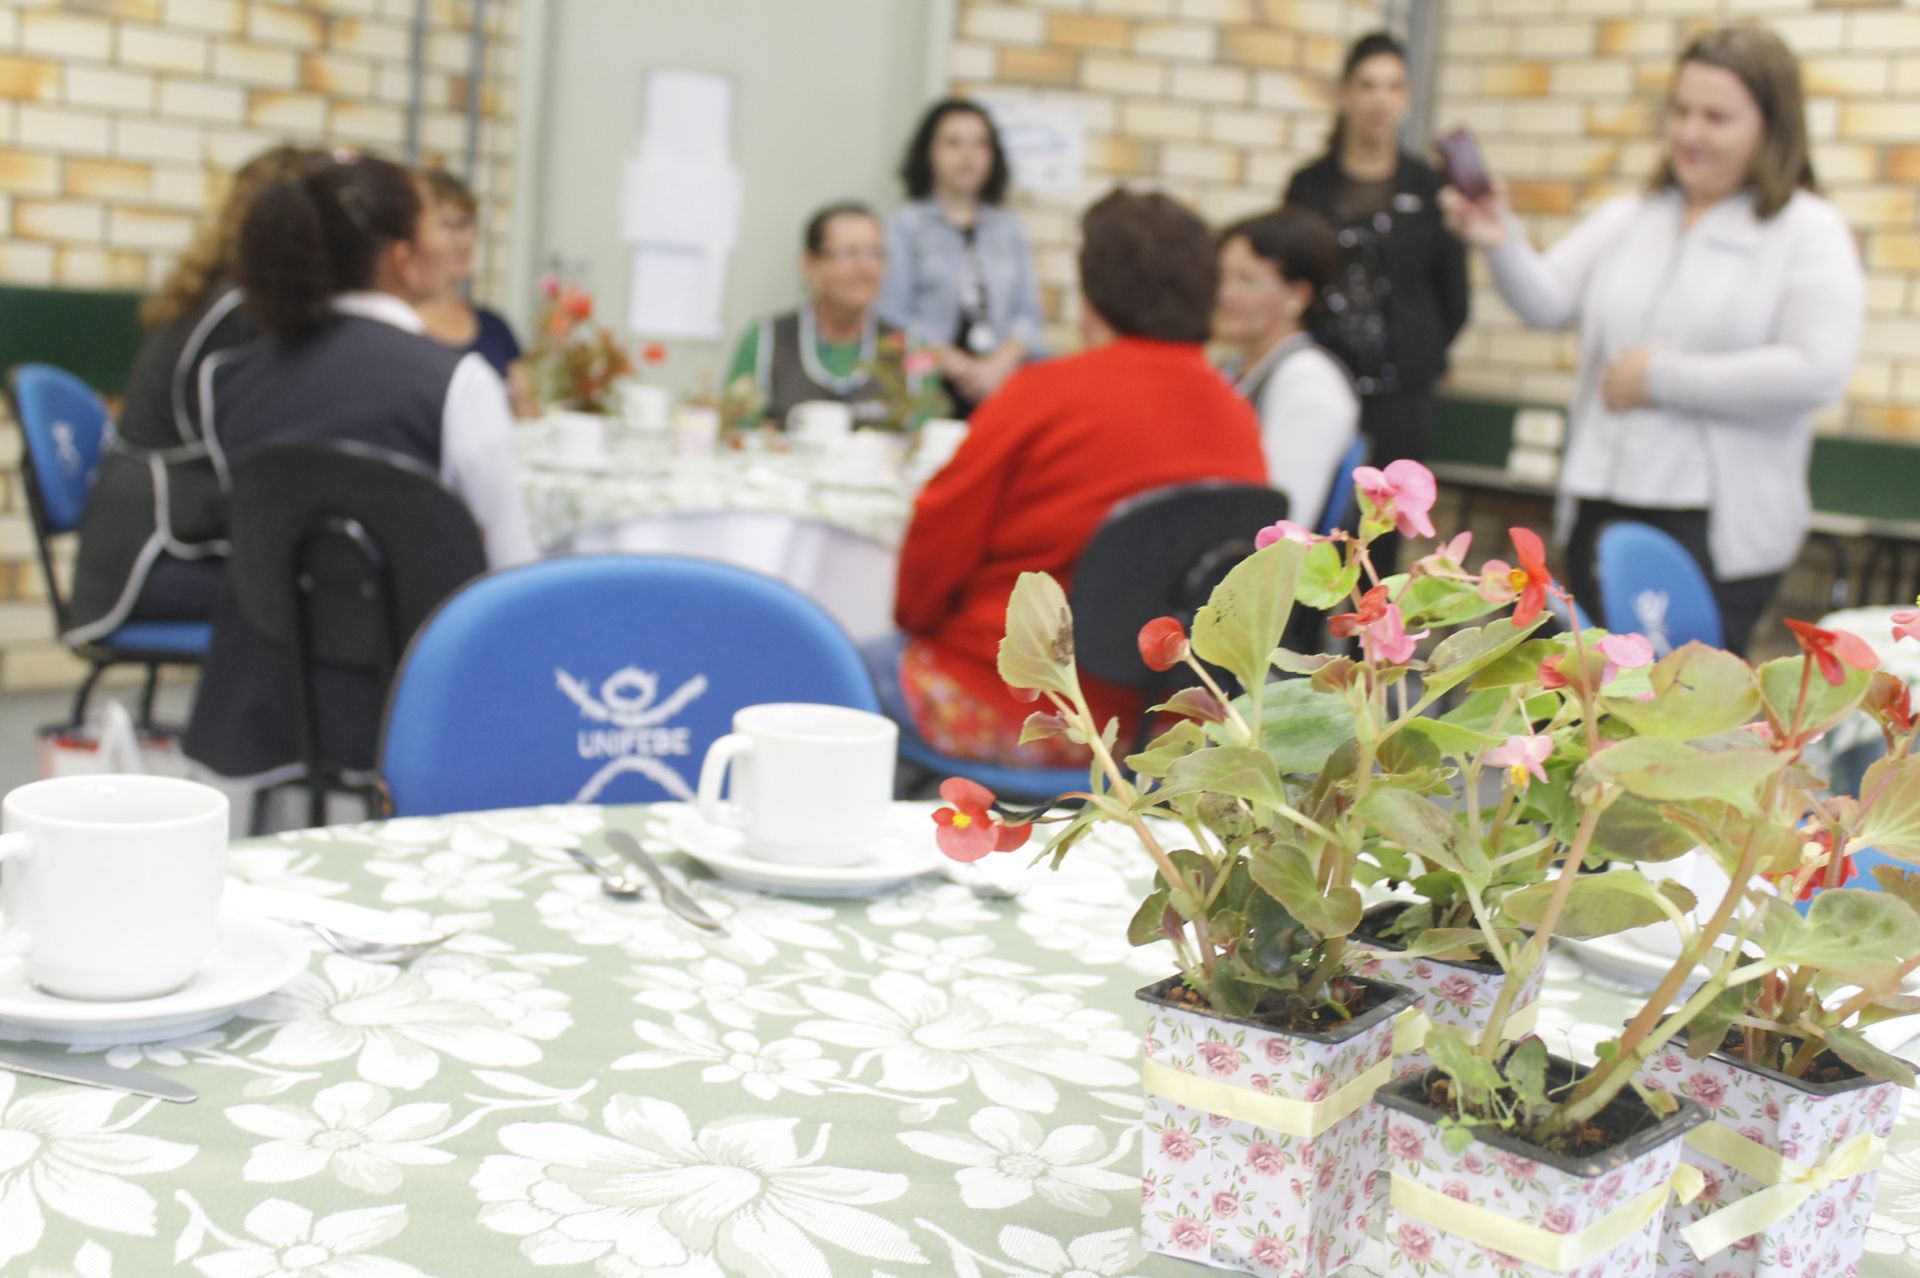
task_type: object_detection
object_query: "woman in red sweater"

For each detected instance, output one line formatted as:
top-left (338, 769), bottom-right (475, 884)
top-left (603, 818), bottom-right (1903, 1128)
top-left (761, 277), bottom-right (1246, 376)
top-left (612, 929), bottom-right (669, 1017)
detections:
top-left (891, 190), bottom-right (1269, 765)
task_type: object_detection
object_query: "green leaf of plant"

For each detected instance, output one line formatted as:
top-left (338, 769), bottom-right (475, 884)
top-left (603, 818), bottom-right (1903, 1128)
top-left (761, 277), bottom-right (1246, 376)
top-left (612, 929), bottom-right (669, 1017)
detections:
top-left (1423, 617), bottom-right (1546, 697)
top-left (996, 572), bottom-right (1080, 700)
top-left (1682, 982), bottom-right (1751, 1061)
top-left (1252, 678), bottom-right (1357, 774)
top-left (1467, 639), bottom-right (1557, 691)
top-left (1295, 538), bottom-right (1360, 610)
top-left (1505, 1036), bottom-right (1550, 1107)
top-left (1498, 871), bottom-right (1688, 941)
top-left (1127, 888), bottom-right (1173, 947)
top-left (1158, 746), bottom-right (1287, 809)
top-left (1400, 716), bottom-right (1504, 759)
top-left (1388, 927), bottom-right (1501, 962)
top-left (1601, 642), bottom-right (1761, 740)
top-left (1355, 789), bottom-right (1483, 884)
top-left (1658, 802), bottom-right (1807, 879)
top-left (1126, 720), bottom-right (1208, 780)
top-left (1854, 756), bottom-right (1920, 864)
top-left (1586, 793), bottom-right (1701, 864)
top-left (1760, 889), bottom-right (1920, 991)
top-left (1825, 1024), bottom-right (1919, 1089)
top-left (1423, 1021), bottom-right (1505, 1103)
top-left (1190, 538), bottom-right (1306, 693)
top-left (1758, 657), bottom-right (1871, 741)
top-left (1872, 863), bottom-right (1920, 914)
top-left (1397, 573), bottom-right (1509, 629)
top-left (1584, 738), bottom-right (1789, 813)
top-left (1378, 729), bottom-right (1443, 776)
top-left (1248, 834), bottom-right (1362, 941)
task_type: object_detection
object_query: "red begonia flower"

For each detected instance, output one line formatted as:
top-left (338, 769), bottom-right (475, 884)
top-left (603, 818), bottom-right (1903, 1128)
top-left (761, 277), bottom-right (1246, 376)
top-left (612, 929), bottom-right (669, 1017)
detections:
top-left (1784, 618), bottom-right (1879, 687)
top-left (931, 778), bottom-right (1031, 862)
top-left (1138, 617), bottom-right (1190, 672)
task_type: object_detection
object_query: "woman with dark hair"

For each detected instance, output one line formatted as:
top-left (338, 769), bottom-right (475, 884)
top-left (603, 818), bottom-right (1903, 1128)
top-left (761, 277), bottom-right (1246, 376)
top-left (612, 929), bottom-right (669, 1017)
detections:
top-left (884, 190), bottom-right (1267, 766)
top-left (415, 168), bottom-right (523, 384)
top-left (1285, 32), bottom-right (1469, 561)
top-left (1441, 27), bottom-right (1863, 655)
top-left (184, 149), bottom-right (535, 784)
top-left (725, 201), bottom-right (915, 429)
top-left (877, 98), bottom-right (1044, 416)
top-left (65, 145), bottom-right (317, 645)
top-left (1216, 206), bottom-right (1360, 531)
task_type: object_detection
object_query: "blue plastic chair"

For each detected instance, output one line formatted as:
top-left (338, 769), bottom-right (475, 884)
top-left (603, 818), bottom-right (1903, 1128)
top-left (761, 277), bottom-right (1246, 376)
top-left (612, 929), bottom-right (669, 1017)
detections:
top-left (1594, 521), bottom-right (1723, 656)
top-left (1317, 433), bottom-right (1370, 536)
top-left (6, 363), bottom-right (210, 727)
top-left (379, 555), bottom-right (883, 816)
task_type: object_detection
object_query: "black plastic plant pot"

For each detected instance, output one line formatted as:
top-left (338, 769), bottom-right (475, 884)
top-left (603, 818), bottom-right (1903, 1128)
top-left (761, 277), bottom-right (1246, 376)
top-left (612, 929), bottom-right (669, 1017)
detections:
top-left (1379, 1051), bottom-right (1707, 1178)
top-left (1135, 972), bottom-right (1418, 1044)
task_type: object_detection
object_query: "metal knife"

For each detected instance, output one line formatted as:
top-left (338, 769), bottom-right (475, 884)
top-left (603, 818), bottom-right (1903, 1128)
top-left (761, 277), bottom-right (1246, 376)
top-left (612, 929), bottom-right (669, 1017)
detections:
top-left (0, 1047), bottom-right (197, 1103)
top-left (604, 830), bottom-right (729, 935)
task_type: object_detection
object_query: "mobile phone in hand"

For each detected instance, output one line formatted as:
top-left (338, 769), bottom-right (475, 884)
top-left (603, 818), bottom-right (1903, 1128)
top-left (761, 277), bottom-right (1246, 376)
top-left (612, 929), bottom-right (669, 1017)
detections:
top-left (1437, 128), bottom-right (1493, 202)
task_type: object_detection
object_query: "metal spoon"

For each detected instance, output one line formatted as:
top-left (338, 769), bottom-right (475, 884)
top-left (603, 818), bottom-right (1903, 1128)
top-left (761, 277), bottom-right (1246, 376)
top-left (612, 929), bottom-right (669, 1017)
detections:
top-left (304, 922), bottom-right (460, 964)
top-left (563, 845), bottom-right (644, 898)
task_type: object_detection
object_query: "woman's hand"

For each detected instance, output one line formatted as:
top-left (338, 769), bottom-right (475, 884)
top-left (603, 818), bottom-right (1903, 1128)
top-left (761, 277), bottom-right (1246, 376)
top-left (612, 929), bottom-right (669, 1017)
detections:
top-left (1437, 179), bottom-right (1513, 249)
top-left (1601, 347), bottom-right (1654, 412)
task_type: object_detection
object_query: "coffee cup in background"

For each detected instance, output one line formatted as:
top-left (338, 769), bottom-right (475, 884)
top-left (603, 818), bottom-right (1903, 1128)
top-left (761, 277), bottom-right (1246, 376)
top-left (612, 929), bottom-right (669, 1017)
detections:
top-left (695, 704), bottom-right (897, 867)
top-left (788, 400), bottom-right (854, 450)
top-left (0, 775), bottom-right (230, 1001)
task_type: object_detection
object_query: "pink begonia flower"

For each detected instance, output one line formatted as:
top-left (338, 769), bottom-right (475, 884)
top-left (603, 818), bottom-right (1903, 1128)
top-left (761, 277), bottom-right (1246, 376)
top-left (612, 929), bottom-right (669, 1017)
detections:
top-left (1478, 561), bottom-right (1519, 604)
top-left (903, 349), bottom-right (937, 378)
top-left (1256, 519), bottom-right (1320, 548)
top-left (538, 274), bottom-right (561, 298)
top-left (1893, 605), bottom-right (1920, 645)
top-left (1413, 531), bottom-right (1472, 576)
top-left (1353, 459), bottom-right (1437, 539)
top-left (1596, 633), bottom-right (1655, 685)
top-left (1484, 733), bottom-right (1553, 788)
top-left (1362, 602), bottom-right (1428, 665)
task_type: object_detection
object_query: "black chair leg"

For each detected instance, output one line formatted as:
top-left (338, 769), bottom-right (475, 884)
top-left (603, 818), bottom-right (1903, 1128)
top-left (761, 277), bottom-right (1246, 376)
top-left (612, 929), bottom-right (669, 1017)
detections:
top-left (249, 784), bottom-right (274, 837)
top-left (137, 664), bottom-right (161, 730)
top-left (68, 663), bottom-right (106, 730)
top-left (307, 781), bottom-right (327, 830)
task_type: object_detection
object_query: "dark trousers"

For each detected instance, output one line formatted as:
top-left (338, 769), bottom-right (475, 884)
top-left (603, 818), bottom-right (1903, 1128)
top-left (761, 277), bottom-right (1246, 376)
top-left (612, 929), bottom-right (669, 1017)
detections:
top-left (1358, 392), bottom-right (1433, 577)
top-left (1564, 499), bottom-right (1780, 658)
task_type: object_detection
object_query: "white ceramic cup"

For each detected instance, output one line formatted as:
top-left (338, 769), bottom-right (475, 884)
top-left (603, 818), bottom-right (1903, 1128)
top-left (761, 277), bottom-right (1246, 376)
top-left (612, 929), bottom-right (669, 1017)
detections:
top-left (549, 411), bottom-right (607, 467)
top-left (674, 405), bottom-right (720, 457)
top-left (620, 382), bottom-right (673, 433)
top-left (0, 774), bottom-right (230, 1001)
top-left (834, 430), bottom-right (900, 483)
top-left (696, 704), bottom-right (897, 867)
top-left (788, 400), bottom-right (854, 448)
top-left (910, 418), bottom-right (970, 478)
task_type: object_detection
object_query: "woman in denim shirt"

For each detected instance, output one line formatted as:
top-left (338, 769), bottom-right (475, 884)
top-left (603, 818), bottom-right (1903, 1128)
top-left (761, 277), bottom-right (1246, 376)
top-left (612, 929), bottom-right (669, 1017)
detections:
top-left (879, 100), bottom-right (1045, 417)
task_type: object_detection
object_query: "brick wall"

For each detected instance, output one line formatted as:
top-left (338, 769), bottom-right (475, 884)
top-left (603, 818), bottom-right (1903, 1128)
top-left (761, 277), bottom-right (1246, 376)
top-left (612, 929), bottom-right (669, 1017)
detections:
top-left (1433, 0), bottom-right (1920, 439)
top-left (0, 0), bottom-right (521, 692)
top-left (949, 0), bottom-right (1389, 353)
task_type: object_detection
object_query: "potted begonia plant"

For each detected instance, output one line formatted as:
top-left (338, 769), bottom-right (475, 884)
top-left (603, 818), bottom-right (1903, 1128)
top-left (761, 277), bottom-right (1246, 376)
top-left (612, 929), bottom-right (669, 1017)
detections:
top-left (930, 459), bottom-right (1777, 1273)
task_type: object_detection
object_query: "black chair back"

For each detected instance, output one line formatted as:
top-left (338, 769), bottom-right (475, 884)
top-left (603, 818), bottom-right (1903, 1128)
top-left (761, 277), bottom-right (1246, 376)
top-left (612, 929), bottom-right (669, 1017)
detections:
top-left (227, 439), bottom-right (487, 825)
top-left (1069, 482), bottom-right (1290, 697)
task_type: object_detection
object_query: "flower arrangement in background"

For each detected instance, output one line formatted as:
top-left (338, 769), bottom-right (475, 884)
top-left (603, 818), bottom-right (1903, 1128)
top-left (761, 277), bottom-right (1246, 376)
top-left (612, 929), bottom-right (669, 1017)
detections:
top-left (860, 333), bottom-right (951, 431)
top-left (525, 274), bottom-right (635, 415)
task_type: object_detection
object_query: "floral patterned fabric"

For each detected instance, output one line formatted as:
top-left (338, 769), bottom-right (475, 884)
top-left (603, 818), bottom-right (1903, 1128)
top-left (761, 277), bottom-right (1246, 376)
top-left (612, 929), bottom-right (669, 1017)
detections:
top-left (0, 803), bottom-right (1914, 1277)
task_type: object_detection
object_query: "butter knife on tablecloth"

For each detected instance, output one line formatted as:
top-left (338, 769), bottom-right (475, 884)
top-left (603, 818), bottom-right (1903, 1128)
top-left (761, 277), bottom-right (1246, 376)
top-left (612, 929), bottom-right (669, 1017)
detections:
top-left (0, 1047), bottom-right (196, 1103)
top-left (603, 831), bottom-right (728, 934)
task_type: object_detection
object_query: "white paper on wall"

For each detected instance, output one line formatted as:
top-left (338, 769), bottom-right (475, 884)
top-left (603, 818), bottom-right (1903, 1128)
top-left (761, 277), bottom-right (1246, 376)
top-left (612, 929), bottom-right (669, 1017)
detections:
top-left (973, 94), bottom-right (1087, 195)
top-left (623, 68), bottom-right (740, 339)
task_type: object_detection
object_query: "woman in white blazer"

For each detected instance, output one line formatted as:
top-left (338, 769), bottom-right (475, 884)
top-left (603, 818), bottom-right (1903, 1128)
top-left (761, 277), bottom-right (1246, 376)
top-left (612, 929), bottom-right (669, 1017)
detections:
top-left (1440, 27), bottom-right (1864, 655)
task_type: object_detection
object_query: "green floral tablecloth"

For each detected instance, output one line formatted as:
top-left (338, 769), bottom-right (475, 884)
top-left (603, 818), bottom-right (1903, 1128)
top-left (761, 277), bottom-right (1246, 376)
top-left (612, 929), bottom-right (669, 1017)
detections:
top-left (2, 804), bottom-right (1915, 1277)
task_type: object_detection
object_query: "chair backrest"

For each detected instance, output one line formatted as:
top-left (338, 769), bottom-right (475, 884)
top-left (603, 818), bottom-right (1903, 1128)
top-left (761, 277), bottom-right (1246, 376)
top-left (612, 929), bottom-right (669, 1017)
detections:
top-left (379, 554), bottom-right (883, 816)
top-left (228, 439), bottom-right (487, 670)
top-left (8, 363), bottom-right (110, 537)
top-left (1070, 481), bottom-right (1291, 690)
top-left (1595, 521), bottom-right (1722, 655)
top-left (1318, 433), bottom-right (1370, 536)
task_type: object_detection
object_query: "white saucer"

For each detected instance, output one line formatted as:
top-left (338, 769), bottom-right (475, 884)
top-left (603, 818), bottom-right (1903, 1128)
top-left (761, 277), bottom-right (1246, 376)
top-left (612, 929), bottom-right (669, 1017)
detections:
top-left (0, 914), bottom-right (308, 1046)
top-left (648, 802), bottom-right (945, 898)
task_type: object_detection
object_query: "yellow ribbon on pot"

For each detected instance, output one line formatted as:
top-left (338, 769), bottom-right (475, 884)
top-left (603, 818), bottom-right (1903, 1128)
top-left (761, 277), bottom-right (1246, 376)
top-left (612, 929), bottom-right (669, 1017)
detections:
top-left (1141, 1056), bottom-right (1391, 1140)
top-left (1678, 1126), bottom-right (1885, 1261)
top-left (1393, 1000), bottom-right (1542, 1057)
top-left (1391, 1164), bottom-right (1705, 1273)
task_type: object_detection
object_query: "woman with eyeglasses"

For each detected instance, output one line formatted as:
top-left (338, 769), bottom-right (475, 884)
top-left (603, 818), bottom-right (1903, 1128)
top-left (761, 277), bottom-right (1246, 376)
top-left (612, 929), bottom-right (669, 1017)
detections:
top-left (878, 99), bottom-right (1044, 417)
top-left (184, 149), bottom-right (535, 786)
top-left (725, 202), bottom-right (913, 430)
